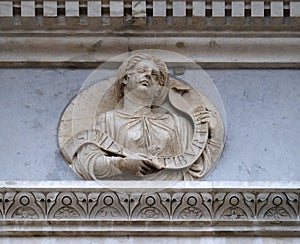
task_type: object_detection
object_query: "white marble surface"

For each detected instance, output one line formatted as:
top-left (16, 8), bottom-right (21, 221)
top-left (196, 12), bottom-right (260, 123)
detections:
top-left (1, 181), bottom-right (299, 190)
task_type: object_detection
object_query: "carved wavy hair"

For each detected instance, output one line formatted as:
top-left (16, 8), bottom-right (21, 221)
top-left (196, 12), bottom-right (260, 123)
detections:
top-left (116, 53), bottom-right (169, 97)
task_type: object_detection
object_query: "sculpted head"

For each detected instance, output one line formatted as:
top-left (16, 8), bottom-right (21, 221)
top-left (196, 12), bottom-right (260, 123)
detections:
top-left (117, 54), bottom-right (169, 102)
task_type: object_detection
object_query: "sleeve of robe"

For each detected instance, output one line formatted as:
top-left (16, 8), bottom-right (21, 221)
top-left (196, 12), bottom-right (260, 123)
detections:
top-left (184, 115), bottom-right (224, 181)
top-left (71, 112), bottom-right (124, 180)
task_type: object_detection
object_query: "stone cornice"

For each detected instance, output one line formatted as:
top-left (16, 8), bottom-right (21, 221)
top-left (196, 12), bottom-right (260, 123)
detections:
top-left (1, 0), bottom-right (300, 68)
top-left (0, 181), bottom-right (299, 236)
top-left (1, 33), bottom-right (300, 69)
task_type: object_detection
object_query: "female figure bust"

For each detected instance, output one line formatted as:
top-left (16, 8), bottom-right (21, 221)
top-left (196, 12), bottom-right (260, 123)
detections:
top-left (61, 53), bottom-right (224, 181)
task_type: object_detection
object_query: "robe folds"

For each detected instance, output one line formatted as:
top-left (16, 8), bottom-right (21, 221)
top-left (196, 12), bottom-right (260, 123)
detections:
top-left (69, 108), bottom-right (221, 181)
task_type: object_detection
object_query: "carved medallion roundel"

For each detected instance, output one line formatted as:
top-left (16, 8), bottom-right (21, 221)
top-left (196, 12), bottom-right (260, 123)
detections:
top-left (58, 50), bottom-right (225, 182)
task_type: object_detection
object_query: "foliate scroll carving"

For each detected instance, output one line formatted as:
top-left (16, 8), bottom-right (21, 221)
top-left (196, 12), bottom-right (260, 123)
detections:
top-left (87, 192), bottom-right (99, 217)
top-left (214, 193), bottom-right (255, 220)
top-left (0, 187), bottom-right (299, 224)
top-left (74, 192), bottom-right (88, 215)
top-left (47, 192), bottom-right (87, 219)
top-left (3, 192), bottom-right (15, 218)
top-left (286, 193), bottom-right (298, 216)
top-left (89, 192), bottom-right (129, 220)
top-left (172, 193), bottom-right (211, 220)
top-left (201, 193), bottom-right (214, 218)
top-left (130, 193), bottom-right (171, 220)
top-left (257, 193), bottom-right (298, 220)
top-left (243, 193), bottom-right (256, 215)
top-left (5, 192), bottom-right (45, 219)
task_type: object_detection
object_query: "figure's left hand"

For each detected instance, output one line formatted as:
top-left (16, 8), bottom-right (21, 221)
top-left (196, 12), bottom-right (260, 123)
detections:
top-left (194, 109), bottom-right (218, 138)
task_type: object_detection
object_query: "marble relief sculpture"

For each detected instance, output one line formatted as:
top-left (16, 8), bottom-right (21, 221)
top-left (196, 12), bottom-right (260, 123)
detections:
top-left (59, 53), bottom-right (225, 181)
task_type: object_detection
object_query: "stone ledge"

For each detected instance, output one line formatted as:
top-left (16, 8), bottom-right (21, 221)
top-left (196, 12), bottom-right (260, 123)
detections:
top-left (0, 181), bottom-right (299, 236)
top-left (1, 220), bottom-right (300, 237)
top-left (1, 180), bottom-right (299, 190)
top-left (1, 34), bottom-right (300, 68)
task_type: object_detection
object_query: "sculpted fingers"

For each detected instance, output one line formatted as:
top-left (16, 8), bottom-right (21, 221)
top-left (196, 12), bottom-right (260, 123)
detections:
top-left (144, 158), bottom-right (162, 170)
top-left (139, 161), bottom-right (160, 175)
top-left (200, 114), bottom-right (210, 123)
top-left (194, 109), bottom-right (218, 126)
top-left (194, 110), bottom-right (210, 123)
top-left (138, 165), bottom-right (151, 175)
top-left (138, 158), bottom-right (162, 175)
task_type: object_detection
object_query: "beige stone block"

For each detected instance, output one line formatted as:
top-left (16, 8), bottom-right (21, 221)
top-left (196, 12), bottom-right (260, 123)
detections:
top-left (44, 1), bottom-right (57, 17)
top-left (153, 1), bottom-right (166, 16)
top-left (110, 0), bottom-right (124, 17)
top-left (212, 1), bottom-right (225, 17)
top-left (232, 1), bottom-right (244, 17)
top-left (133, 1), bottom-right (146, 18)
top-left (173, 1), bottom-right (186, 17)
top-left (0, 1), bottom-right (12, 17)
top-left (21, 1), bottom-right (35, 17)
top-left (88, 1), bottom-right (101, 17)
top-left (193, 1), bottom-right (205, 17)
top-left (291, 2), bottom-right (300, 17)
top-left (65, 1), bottom-right (79, 17)
top-left (271, 2), bottom-right (283, 17)
top-left (251, 1), bottom-right (264, 17)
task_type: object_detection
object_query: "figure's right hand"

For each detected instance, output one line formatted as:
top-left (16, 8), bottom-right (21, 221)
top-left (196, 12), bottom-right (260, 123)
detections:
top-left (118, 154), bottom-right (161, 176)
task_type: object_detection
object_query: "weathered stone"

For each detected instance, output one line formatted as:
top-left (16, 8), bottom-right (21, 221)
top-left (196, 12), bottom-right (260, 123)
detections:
top-left (59, 53), bottom-right (225, 181)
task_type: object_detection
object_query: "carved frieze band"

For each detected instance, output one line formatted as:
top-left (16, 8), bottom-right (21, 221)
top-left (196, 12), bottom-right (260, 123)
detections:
top-left (0, 189), bottom-right (299, 221)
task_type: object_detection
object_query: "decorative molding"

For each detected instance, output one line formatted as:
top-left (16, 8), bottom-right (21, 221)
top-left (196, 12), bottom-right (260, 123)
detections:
top-left (0, 181), bottom-right (299, 236)
top-left (1, 0), bottom-right (299, 31)
top-left (0, 0), bottom-right (300, 68)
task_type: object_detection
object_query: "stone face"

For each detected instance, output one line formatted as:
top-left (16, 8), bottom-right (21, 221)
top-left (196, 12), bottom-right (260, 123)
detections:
top-left (59, 53), bottom-right (225, 181)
